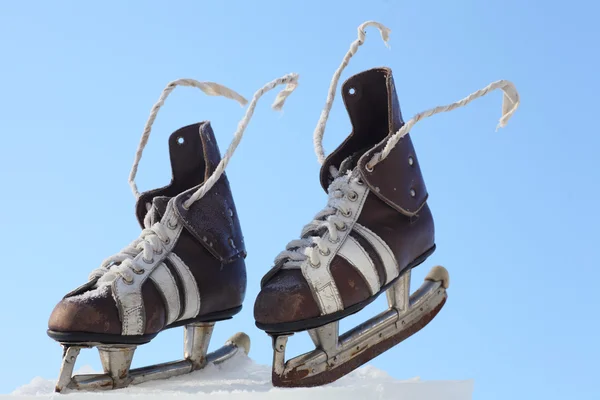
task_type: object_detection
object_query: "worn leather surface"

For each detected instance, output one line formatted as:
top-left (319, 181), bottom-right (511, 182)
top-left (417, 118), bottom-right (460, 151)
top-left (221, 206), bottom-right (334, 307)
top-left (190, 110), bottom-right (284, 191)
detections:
top-left (173, 229), bottom-right (246, 317)
top-left (255, 67), bottom-right (435, 327)
top-left (48, 282), bottom-right (166, 335)
top-left (254, 270), bottom-right (320, 325)
top-left (50, 121), bottom-right (247, 337)
top-left (357, 195), bottom-right (435, 272)
top-left (174, 123), bottom-right (246, 264)
top-left (358, 132), bottom-right (428, 217)
top-left (253, 255), bottom-right (372, 325)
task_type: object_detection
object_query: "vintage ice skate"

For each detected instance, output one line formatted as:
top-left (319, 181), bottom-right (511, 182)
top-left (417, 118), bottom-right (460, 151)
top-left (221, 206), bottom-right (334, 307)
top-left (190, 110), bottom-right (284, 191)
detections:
top-left (254, 21), bottom-right (520, 387)
top-left (47, 73), bottom-right (299, 392)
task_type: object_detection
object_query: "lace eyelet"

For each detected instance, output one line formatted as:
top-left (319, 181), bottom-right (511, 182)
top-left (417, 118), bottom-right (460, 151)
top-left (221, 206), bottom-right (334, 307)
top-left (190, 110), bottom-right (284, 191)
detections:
top-left (356, 178), bottom-right (364, 186)
top-left (123, 276), bottom-right (134, 285)
top-left (310, 260), bottom-right (321, 268)
top-left (162, 237), bottom-right (171, 245)
top-left (142, 257), bottom-right (154, 264)
top-left (347, 191), bottom-right (358, 201)
top-left (319, 248), bottom-right (331, 256)
top-left (328, 236), bottom-right (340, 244)
top-left (337, 223), bottom-right (348, 231)
top-left (133, 268), bottom-right (145, 275)
top-left (154, 248), bottom-right (163, 255)
top-left (342, 209), bottom-right (352, 217)
top-left (167, 220), bottom-right (178, 229)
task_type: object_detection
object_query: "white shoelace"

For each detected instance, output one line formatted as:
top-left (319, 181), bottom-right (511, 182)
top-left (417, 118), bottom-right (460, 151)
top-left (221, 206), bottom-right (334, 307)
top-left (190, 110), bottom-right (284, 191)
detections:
top-left (89, 73), bottom-right (299, 286)
top-left (313, 20), bottom-right (521, 169)
top-left (275, 167), bottom-right (358, 269)
top-left (275, 20), bottom-right (521, 270)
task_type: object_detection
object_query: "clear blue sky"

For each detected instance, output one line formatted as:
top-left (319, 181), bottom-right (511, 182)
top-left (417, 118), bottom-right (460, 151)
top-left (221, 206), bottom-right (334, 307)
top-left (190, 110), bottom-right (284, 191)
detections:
top-left (0, 1), bottom-right (598, 399)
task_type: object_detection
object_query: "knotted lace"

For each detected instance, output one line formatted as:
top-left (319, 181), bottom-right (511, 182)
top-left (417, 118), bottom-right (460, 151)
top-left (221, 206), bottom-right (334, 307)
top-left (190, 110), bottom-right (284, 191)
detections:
top-left (313, 20), bottom-right (521, 168)
top-left (90, 73), bottom-right (300, 286)
top-left (275, 167), bottom-right (359, 269)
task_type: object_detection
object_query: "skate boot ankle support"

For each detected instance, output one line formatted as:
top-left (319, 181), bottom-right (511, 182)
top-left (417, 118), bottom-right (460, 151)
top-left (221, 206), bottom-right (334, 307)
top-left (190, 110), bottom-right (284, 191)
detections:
top-left (255, 20), bottom-right (520, 388)
top-left (48, 73), bottom-right (299, 393)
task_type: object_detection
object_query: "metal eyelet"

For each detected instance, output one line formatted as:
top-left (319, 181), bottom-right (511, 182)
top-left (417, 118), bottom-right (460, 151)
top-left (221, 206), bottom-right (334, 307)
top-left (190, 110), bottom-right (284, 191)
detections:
top-left (123, 277), bottom-right (134, 285)
top-left (167, 219), bottom-right (178, 229)
top-left (142, 257), bottom-right (154, 264)
top-left (319, 248), bottom-right (331, 256)
top-left (342, 209), bottom-right (352, 217)
top-left (365, 163), bottom-right (374, 172)
top-left (310, 260), bottom-right (321, 268)
top-left (347, 191), bottom-right (358, 201)
top-left (408, 156), bottom-right (415, 166)
top-left (356, 178), bottom-right (364, 185)
top-left (154, 248), bottom-right (163, 255)
top-left (162, 237), bottom-right (171, 245)
top-left (410, 188), bottom-right (416, 198)
top-left (328, 236), bottom-right (340, 244)
top-left (337, 223), bottom-right (348, 231)
top-left (133, 268), bottom-right (145, 275)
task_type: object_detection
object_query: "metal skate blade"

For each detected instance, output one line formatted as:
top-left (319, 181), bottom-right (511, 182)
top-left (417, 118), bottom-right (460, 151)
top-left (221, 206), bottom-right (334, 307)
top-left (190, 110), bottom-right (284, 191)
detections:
top-left (55, 325), bottom-right (251, 393)
top-left (271, 266), bottom-right (449, 388)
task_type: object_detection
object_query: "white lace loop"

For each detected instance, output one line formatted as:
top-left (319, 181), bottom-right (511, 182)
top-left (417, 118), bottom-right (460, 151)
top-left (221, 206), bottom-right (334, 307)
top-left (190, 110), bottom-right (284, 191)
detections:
top-left (91, 73), bottom-right (300, 286)
top-left (182, 73), bottom-right (300, 208)
top-left (91, 212), bottom-right (178, 285)
top-left (365, 79), bottom-right (520, 169)
top-left (275, 170), bottom-right (357, 269)
top-left (313, 19), bottom-right (521, 171)
top-left (313, 21), bottom-right (391, 165)
top-left (129, 79), bottom-right (249, 199)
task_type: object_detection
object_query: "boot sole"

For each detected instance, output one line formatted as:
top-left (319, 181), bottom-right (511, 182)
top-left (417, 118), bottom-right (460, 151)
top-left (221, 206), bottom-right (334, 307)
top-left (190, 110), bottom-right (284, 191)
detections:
top-left (255, 245), bottom-right (436, 334)
top-left (47, 305), bottom-right (242, 345)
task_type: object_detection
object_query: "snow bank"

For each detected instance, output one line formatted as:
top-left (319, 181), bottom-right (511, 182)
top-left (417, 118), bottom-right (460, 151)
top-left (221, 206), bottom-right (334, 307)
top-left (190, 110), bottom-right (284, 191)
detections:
top-left (5, 353), bottom-right (473, 400)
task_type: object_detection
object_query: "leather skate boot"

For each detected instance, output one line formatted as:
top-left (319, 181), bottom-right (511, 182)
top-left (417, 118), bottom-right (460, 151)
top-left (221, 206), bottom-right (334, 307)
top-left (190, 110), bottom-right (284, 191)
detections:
top-left (47, 73), bottom-right (299, 393)
top-left (255, 67), bottom-right (439, 331)
top-left (48, 122), bottom-right (247, 343)
top-left (255, 67), bottom-right (449, 387)
top-left (255, 21), bottom-right (518, 388)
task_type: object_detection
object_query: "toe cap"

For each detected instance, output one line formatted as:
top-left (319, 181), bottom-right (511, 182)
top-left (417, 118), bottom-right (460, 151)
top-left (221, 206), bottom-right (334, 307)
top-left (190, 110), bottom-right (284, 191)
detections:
top-left (254, 270), bottom-right (320, 326)
top-left (48, 285), bottom-right (122, 335)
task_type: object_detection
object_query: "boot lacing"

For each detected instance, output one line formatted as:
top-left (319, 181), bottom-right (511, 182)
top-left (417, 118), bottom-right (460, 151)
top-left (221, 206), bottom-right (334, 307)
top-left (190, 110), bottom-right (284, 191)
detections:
top-left (276, 167), bottom-right (359, 269)
top-left (90, 73), bottom-right (300, 286)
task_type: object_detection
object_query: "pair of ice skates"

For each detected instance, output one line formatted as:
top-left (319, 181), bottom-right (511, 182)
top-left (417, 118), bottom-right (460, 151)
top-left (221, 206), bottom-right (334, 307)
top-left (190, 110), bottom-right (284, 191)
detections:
top-left (47, 21), bottom-right (520, 392)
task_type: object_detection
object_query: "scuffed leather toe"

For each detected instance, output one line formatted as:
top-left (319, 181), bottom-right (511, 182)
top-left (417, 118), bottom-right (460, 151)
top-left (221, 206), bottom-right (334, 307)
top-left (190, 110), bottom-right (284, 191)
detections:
top-left (254, 270), bottom-right (320, 325)
top-left (48, 285), bottom-right (122, 335)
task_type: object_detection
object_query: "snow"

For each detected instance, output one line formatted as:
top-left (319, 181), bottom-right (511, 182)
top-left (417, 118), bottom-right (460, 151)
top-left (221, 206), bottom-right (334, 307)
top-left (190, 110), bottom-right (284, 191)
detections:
top-left (4, 353), bottom-right (473, 400)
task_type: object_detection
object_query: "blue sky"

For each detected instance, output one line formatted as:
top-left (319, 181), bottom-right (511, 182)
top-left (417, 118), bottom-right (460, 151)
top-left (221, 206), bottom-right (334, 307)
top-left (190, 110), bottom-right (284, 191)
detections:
top-left (0, 1), bottom-right (598, 399)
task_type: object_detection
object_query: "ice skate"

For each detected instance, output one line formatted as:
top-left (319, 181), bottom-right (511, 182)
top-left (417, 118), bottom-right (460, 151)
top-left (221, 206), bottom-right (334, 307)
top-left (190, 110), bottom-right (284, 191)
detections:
top-left (254, 21), bottom-right (519, 387)
top-left (47, 73), bottom-right (299, 392)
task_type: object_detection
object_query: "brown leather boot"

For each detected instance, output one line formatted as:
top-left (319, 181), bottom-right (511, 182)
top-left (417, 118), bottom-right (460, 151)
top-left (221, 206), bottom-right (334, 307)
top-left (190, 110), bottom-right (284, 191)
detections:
top-left (255, 67), bottom-right (438, 331)
top-left (255, 67), bottom-right (450, 387)
top-left (46, 73), bottom-right (300, 393)
top-left (48, 122), bottom-right (247, 344)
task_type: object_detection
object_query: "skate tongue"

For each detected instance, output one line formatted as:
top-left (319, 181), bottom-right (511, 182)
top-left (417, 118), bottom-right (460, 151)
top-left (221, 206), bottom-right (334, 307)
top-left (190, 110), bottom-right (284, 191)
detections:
top-left (319, 67), bottom-right (404, 190)
top-left (135, 122), bottom-right (216, 227)
top-left (143, 196), bottom-right (170, 227)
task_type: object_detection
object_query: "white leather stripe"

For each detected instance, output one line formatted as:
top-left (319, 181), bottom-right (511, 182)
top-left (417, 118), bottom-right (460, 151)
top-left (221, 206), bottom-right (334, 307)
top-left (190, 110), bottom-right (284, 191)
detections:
top-left (149, 263), bottom-right (181, 325)
top-left (168, 253), bottom-right (201, 321)
top-left (353, 223), bottom-right (399, 284)
top-left (301, 178), bottom-right (371, 315)
top-left (337, 236), bottom-right (380, 295)
top-left (114, 202), bottom-right (184, 335)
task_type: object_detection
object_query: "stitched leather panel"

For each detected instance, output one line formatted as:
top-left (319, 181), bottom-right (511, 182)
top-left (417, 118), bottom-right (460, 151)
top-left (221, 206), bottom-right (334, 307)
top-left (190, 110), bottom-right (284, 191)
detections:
top-left (174, 123), bottom-right (246, 263)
